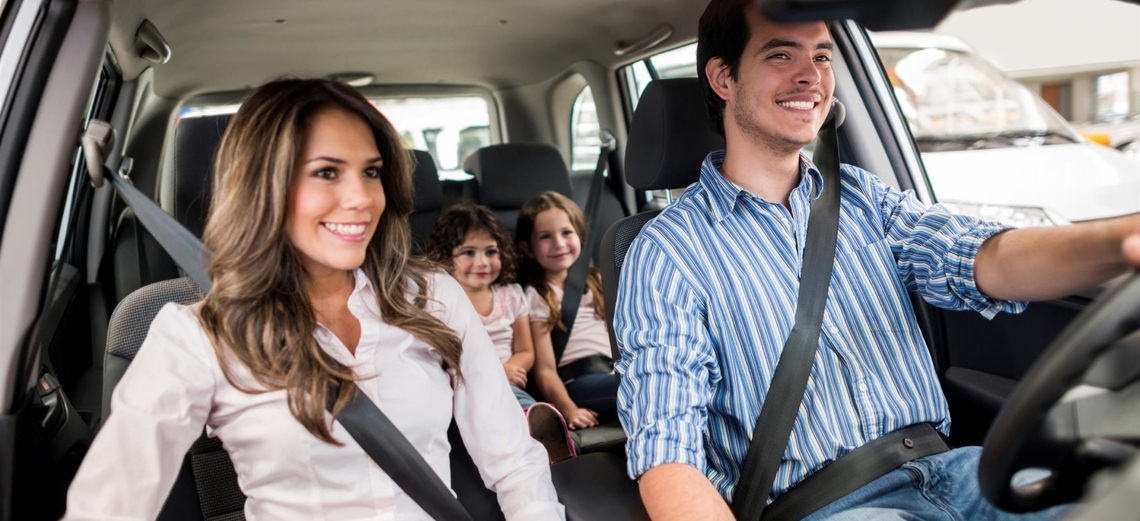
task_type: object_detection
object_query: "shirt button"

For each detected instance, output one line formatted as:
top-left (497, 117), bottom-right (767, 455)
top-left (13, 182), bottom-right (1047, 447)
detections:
top-left (829, 326), bottom-right (840, 335)
top-left (858, 383), bottom-right (869, 393)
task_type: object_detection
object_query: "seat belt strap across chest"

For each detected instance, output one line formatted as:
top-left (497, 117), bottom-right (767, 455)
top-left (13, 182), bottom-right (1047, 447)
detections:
top-left (731, 101), bottom-right (844, 521)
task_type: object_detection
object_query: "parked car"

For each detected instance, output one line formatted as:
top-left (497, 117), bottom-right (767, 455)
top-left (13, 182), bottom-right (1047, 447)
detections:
top-left (1080, 112), bottom-right (1140, 166)
top-left (872, 31), bottom-right (1140, 226)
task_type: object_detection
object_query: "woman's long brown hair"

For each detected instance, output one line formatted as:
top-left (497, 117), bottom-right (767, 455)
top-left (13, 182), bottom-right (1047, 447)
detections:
top-left (516, 191), bottom-right (604, 331)
top-left (197, 79), bottom-right (462, 444)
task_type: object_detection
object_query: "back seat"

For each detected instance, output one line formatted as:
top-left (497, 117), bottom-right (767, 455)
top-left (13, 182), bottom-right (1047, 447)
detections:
top-left (465, 142), bottom-right (626, 263)
top-left (111, 115), bottom-right (229, 304)
top-left (463, 143), bottom-right (574, 232)
top-left (111, 115), bottom-right (228, 305)
top-left (409, 149), bottom-right (444, 251)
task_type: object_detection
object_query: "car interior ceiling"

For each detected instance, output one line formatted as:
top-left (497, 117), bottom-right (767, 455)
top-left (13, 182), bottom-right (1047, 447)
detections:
top-left (19, 0), bottom-right (1139, 519)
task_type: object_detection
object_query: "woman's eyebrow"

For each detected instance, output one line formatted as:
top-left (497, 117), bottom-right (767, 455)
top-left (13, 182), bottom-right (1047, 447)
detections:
top-left (303, 155), bottom-right (383, 164)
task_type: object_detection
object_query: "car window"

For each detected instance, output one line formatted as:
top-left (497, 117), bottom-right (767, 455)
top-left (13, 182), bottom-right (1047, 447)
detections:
top-left (571, 86), bottom-right (601, 171)
top-left (178, 95), bottom-right (494, 181)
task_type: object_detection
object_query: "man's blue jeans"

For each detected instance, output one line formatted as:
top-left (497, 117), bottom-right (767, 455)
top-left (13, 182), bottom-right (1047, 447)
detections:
top-left (803, 446), bottom-right (1072, 521)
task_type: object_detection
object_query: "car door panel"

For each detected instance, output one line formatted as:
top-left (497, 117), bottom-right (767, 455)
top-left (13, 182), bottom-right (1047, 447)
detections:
top-left (0, 1), bottom-right (110, 519)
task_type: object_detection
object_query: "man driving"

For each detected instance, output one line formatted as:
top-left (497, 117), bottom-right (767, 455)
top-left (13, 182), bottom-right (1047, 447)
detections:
top-left (614, 0), bottom-right (1140, 519)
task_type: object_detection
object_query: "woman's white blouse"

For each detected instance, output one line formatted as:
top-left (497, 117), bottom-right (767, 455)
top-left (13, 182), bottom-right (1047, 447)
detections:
top-left (63, 270), bottom-right (564, 520)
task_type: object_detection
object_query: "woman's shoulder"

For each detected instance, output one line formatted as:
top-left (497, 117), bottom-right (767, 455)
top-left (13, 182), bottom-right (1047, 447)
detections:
top-left (148, 301), bottom-right (207, 336)
top-left (422, 269), bottom-right (464, 300)
top-left (133, 301), bottom-right (222, 370)
top-left (413, 269), bottom-right (471, 320)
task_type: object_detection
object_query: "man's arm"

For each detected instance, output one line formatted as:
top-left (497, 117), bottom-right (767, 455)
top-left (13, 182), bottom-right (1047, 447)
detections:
top-left (975, 214), bottom-right (1140, 301)
top-left (640, 464), bottom-right (735, 521)
top-left (614, 234), bottom-right (721, 520)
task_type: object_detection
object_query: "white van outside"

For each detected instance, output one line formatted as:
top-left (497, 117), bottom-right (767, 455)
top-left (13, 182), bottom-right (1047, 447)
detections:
top-left (871, 31), bottom-right (1140, 226)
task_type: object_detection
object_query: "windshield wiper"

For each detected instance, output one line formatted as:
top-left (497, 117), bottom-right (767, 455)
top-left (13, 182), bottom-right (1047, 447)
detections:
top-left (915, 130), bottom-right (1077, 152)
top-left (989, 129), bottom-right (1078, 143)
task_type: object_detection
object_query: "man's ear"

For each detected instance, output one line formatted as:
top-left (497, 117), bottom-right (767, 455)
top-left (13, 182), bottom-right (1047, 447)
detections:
top-left (705, 57), bottom-right (731, 102)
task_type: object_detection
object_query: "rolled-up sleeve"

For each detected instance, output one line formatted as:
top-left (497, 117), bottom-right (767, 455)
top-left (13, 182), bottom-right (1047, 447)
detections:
top-left (439, 274), bottom-right (565, 520)
top-left (858, 166), bottom-right (1029, 319)
top-left (614, 234), bottom-right (717, 480)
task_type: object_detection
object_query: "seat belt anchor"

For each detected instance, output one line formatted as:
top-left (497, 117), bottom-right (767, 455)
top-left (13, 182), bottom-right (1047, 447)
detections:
top-left (81, 119), bottom-right (115, 189)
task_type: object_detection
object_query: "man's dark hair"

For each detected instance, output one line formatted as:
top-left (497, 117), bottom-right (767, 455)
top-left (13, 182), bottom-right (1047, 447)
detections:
top-left (697, 0), bottom-right (753, 136)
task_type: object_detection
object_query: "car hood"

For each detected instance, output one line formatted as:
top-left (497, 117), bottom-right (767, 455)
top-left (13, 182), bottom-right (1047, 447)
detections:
top-left (920, 143), bottom-right (1140, 222)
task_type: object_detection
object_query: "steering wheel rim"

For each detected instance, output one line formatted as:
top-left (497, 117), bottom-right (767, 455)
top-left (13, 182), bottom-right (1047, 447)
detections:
top-left (979, 270), bottom-right (1140, 512)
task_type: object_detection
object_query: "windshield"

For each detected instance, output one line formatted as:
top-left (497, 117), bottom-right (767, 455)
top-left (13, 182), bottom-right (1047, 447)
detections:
top-left (877, 46), bottom-right (1082, 149)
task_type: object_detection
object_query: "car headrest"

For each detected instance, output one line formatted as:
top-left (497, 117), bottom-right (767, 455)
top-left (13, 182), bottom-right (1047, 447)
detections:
top-left (625, 78), bottom-right (725, 191)
top-left (463, 143), bottom-right (573, 208)
top-left (410, 149), bottom-right (443, 212)
top-left (172, 114), bottom-right (231, 239)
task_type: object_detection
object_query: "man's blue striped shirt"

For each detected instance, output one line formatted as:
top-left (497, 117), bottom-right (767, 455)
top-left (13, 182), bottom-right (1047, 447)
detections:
top-left (614, 151), bottom-right (1025, 503)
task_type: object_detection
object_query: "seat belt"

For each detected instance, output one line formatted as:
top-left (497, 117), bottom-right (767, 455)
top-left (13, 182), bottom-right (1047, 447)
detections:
top-left (550, 129), bottom-right (616, 364)
top-left (730, 101), bottom-right (844, 521)
top-left (82, 120), bottom-right (475, 521)
top-left (330, 384), bottom-right (475, 521)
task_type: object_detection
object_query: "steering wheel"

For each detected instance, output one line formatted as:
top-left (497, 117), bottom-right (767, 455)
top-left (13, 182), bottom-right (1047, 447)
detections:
top-left (979, 271), bottom-right (1140, 512)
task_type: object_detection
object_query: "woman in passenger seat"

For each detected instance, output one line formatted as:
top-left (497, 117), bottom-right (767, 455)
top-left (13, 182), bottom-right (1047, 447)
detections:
top-left (517, 192), bottom-right (619, 432)
top-left (424, 204), bottom-right (577, 464)
top-left (62, 79), bottom-right (564, 521)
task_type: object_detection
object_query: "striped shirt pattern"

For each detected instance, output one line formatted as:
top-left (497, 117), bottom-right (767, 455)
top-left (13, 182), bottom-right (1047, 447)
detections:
top-left (614, 151), bottom-right (1025, 503)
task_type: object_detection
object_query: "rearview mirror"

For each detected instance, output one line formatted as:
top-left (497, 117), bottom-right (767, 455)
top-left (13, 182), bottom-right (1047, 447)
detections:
top-left (757, 0), bottom-right (1021, 31)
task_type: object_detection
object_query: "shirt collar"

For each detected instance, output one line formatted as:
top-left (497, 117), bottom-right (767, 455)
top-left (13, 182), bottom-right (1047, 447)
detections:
top-left (351, 268), bottom-right (373, 294)
top-left (699, 150), bottom-right (826, 223)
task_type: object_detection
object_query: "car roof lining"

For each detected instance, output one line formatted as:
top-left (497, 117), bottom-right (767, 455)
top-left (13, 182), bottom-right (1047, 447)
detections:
top-left (107, 0), bottom-right (707, 98)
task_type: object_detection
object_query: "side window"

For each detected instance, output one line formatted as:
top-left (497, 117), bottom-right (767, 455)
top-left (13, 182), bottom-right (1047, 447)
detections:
top-left (620, 43), bottom-right (698, 207)
top-left (570, 87), bottom-right (601, 171)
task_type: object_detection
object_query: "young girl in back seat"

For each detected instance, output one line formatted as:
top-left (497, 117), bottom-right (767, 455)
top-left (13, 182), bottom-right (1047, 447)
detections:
top-left (425, 204), bottom-right (576, 463)
top-left (425, 204), bottom-right (537, 407)
top-left (517, 191), bottom-right (618, 432)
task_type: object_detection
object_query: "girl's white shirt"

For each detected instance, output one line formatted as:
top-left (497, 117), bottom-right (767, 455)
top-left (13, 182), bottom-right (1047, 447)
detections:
top-left (478, 283), bottom-right (530, 363)
top-left (526, 284), bottom-right (612, 367)
top-left (63, 270), bottom-right (564, 521)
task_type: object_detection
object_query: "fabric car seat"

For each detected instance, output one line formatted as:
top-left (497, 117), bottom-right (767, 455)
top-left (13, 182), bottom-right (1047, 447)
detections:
top-left (409, 149), bottom-right (445, 252)
top-left (462, 143), bottom-right (574, 233)
top-left (599, 78), bottom-right (725, 356)
top-left (111, 114), bottom-right (230, 305)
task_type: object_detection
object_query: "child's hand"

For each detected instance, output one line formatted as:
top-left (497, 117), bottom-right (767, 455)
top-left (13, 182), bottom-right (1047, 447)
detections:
top-left (502, 363), bottom-right (528, 388)
top-left (563, 407), bottom-right (599, 430)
